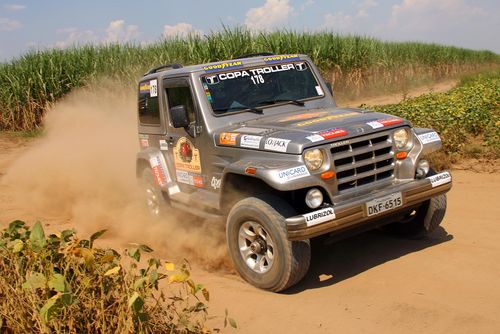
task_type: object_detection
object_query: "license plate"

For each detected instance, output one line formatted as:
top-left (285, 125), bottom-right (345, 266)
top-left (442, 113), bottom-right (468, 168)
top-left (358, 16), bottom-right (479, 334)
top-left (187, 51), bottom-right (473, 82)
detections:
top-left (366, 192), bottom-right (403, 217)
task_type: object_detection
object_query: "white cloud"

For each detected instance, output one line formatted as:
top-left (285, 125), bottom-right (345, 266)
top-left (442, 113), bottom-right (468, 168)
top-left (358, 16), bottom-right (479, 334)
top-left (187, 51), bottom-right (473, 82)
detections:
top-left (3, 4), bottom-right (26, 11)
top-left (356, 0), bottom-right (378, 18)
top-left (373, 0), bottom-right (499, 51)
top-left (245, 0), bottom-right (293, 31)
top-left (322, 12), bottom-right (353, 32)
top-left (54, 19), bottom-right (140, 49)
top-left (388, 0), bottom-right (488, 32)
top-left (105, 20), bottom-right (140, 43)
top-left (163, 23), bottom-right (202, 38)
top-left (0, 17), bottom-right (22, 31)
top-left (299, 0), bottom-right (315, 12)
top-left (55, 28), bottom-right (98, 48)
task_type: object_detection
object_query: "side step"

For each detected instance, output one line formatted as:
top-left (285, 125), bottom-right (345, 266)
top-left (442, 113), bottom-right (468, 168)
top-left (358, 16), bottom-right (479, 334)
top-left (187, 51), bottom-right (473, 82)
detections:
top-left (170, 201), bottom-right (224, 220)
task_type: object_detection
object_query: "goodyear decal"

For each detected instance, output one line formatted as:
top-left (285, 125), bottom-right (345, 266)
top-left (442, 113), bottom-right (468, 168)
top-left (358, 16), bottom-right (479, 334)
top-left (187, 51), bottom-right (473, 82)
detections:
top-left (295, 112), bottom-right (359, 127)
top-left (203, 61), bottom-right (243, 73)
top-left (264, 54), bottom-right (300, 63)
top-left (139, 82), bottom-right (150, 94)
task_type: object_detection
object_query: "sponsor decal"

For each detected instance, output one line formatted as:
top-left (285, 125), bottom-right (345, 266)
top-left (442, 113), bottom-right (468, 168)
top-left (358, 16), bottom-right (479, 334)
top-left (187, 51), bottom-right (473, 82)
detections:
top-left (159, 139), bottom-right (168, 151)
top-left (366, 121), bottom-right (384, 129)
top-left (278, 111), bottom-right (327, 123)
top-left (295, 112), bottom-right (358, 127)
top-left (206, 64), bottom-right (295, 82)
top-left (139, 82), bottom-right (150, 94)
top-left (211, 176), bottom-right (221, 190)
top-left (315, 85), bottom-right (324, 96)
top-left (220, 132), bottom-right (239, 146)
top-left (319, 128), bottom-right (348, 139)
top-left (418, 131), bottom-right (441, 144)
top-left (276, 165), bottom-right (310, 182)
top-left (428, 171), bottom-right (451, 188)
top-left (240, 135), bottom-right (262, 149)
top-left (168, 185), bottom-right (180, 195)
top-left (203, 61), bottom-right (243, 73)
top-left (149, 79), bottom-right (158, 97)
top-left (303, 208), bottom-right (335, 227)
top-left (140, 138), bottom-right (149, 148)
top-left (233, 127), bottom-right (268, 134)
top-left (193, 175), bottom-right (204, 188)
top-left (173, 137), bottom-right (202, 174)
top-left (150, 156), bottom-right (168, 187)
top-left (331, 140), bottom-right (351, 148)
top-left (379, 118), bottom-right (403, 126)
top-left (176, 170), bottom-right (190, 185)
top-left (306, 134), bottom-right (324, 143)
top-left (263, 54), bottom-right (300, 63)
top-left (264, 137), bottom-right (291, 152)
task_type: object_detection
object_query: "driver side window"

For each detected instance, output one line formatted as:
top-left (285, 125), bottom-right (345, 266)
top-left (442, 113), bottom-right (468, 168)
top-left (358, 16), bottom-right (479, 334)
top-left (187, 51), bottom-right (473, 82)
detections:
top-left (166, 84), bottom-right (196, 124)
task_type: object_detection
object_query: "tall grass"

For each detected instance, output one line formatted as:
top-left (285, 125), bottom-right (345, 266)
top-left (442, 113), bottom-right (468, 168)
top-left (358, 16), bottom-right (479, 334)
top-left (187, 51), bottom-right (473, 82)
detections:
top-left (1, 28), bottom-right (498, 131)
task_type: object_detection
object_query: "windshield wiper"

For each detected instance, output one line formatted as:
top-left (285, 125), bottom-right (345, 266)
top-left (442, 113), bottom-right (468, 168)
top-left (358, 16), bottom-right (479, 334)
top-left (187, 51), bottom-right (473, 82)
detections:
top-left (213, 105), bottom-right (263, 114)
top-left (256, 99), bottom-right (305, 107)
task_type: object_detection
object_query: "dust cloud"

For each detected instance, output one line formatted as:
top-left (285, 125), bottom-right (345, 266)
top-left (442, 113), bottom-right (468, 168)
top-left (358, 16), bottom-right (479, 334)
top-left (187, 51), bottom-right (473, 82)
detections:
top-left (2, 81), bottom-right (229, 271)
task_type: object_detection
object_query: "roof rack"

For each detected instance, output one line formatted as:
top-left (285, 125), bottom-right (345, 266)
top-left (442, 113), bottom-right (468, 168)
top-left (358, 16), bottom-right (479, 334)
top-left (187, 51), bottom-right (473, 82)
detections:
top-left (144, 63), bottom-right (183, 75)
top-left (233, 52), bottom-right (275, 60)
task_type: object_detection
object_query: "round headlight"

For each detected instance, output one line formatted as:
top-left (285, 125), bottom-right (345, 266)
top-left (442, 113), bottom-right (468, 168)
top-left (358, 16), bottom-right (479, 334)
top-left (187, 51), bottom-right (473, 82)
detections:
top-left (304, 149), bottom-right (324, 171)
top-left (305, 188), bottom-right (323, 209)
top-left (393, 128), bottom-right (410, 149)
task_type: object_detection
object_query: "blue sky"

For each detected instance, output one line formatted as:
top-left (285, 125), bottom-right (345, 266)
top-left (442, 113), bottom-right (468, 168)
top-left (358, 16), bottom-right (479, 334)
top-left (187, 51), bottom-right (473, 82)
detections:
top-left (1, 0), bottom-right (499, 61)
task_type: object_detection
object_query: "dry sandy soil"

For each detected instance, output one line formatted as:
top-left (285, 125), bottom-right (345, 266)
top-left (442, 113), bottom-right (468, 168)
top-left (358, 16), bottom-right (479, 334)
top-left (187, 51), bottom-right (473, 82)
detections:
top-left (1, 82), bottom-right (499, 333)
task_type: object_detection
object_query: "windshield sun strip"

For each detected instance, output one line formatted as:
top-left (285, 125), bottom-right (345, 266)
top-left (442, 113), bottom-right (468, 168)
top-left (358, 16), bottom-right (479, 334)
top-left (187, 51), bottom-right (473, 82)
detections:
top-left (198, 61), bottom-right (325, 117)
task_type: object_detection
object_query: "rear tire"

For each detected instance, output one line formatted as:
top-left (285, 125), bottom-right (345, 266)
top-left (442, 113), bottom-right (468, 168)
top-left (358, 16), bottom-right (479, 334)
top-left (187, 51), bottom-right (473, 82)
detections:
top-left (140, 168), bottom-right (169, 218)
top-left (226, 195), bottom-right (311, 292)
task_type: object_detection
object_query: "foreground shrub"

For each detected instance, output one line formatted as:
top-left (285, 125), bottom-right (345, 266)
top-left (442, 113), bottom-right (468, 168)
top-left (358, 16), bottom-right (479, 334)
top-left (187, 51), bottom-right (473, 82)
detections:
top-left (0, 221), bottom-right (233, 333)
top-left (370, 73), bottom-right (500, 156)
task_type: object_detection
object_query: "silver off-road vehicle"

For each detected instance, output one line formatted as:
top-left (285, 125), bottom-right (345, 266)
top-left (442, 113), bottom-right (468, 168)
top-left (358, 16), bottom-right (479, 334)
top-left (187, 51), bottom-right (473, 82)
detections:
top-left (136, 53), bottom-right (452, 292)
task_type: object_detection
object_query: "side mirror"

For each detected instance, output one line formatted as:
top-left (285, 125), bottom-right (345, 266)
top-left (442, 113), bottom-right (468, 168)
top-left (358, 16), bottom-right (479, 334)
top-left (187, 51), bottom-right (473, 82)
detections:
top-left (170, 105), bottom-right (190, 128)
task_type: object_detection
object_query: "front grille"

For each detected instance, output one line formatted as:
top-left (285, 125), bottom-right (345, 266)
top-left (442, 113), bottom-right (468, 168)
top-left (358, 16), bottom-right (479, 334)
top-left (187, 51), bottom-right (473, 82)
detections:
top-left (331, 133), bottom-right (394, 192)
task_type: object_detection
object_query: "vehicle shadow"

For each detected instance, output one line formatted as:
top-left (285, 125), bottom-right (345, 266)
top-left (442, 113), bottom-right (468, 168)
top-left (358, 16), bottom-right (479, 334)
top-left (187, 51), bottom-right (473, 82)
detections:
top-left (284, 226), bottom-right (453, 294)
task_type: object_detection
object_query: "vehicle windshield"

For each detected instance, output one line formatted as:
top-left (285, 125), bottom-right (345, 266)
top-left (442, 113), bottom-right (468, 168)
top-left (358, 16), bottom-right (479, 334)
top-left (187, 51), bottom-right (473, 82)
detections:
top-left (201, 61), bottom-right (323, 115)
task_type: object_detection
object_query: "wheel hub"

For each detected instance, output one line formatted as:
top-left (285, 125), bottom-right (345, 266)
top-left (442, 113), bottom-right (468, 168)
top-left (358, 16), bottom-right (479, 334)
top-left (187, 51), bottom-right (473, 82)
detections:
top-left (249, 238), bottom-right (267, 254)
top-left (238, 221), bottom-right (275, 274)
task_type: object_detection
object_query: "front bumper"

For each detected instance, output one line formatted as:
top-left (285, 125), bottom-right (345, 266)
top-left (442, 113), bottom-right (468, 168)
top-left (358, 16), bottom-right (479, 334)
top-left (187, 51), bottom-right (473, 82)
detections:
top-left (286, 171), bottom-right (452, 240)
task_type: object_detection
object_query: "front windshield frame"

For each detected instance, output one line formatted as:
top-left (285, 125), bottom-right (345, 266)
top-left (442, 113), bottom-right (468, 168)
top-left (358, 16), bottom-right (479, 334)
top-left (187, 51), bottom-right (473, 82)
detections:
top-left (199, 60), bottom-right (325, 117)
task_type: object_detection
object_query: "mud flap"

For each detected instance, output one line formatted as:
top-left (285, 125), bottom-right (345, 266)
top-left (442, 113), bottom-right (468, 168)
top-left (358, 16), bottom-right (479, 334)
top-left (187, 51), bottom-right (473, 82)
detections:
top-left (148, 152), bottom-right (180, 196)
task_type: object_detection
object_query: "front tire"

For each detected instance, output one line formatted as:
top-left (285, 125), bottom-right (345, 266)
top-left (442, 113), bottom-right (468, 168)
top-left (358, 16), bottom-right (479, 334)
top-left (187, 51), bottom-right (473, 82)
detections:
top-left (226, 196), bottom-right (311, 292)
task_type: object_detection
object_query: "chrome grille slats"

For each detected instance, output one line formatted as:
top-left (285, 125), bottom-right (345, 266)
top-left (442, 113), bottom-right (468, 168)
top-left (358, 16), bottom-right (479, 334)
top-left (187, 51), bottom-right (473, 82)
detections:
top-left (331, 132), bottom-right (395, 192)
top-left (334, 152), bottom-right (393, 173)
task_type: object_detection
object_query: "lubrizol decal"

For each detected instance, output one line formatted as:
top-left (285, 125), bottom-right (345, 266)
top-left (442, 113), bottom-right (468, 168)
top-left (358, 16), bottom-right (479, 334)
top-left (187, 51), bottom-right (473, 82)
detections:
top-left (240, 135), bottom-right (262, 149)
top-left (264, 137), bottom-right (291, 152)
top-left (303, 208), bottom-right (336, 227)
top-left (428, 171), bottom-right (451, 188)
top-left (276, 165), bottom-right (310, 182)
top-left (418, 131), bottom-right (441, 144)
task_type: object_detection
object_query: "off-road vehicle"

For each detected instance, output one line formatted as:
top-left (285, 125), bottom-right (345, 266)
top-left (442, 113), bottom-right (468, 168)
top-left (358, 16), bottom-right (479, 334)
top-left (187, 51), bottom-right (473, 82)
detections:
top-left (136, 53), bottom-right (452, 292)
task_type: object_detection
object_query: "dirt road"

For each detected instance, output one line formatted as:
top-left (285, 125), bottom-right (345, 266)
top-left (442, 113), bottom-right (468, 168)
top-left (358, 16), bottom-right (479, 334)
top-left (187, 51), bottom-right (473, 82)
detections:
top-left (198, 170), bottom-right (500, 333)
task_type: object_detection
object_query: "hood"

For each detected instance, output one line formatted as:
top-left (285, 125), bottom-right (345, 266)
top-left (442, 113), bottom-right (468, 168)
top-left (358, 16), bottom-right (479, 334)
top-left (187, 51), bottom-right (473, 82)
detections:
top-left (214, 107), bottom-right (410, 154)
